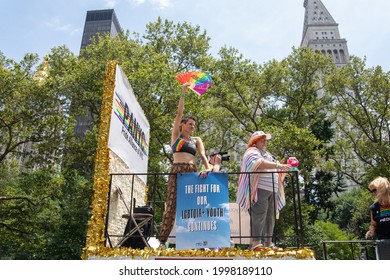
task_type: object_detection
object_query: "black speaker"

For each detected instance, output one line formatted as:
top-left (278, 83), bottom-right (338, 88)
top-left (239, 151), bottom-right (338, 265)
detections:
top-left (121, 206), bottom-right (153, 249)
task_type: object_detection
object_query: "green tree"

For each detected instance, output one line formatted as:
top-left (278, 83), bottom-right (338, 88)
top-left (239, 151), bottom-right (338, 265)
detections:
top-left (305, 220), bottom-right (355, 260)
top-left (0, 52), bottom-right (68, 168)
top-left (0, 168), bottom-right (63, 259)
top-left (209, 47), bottom-right (341, 222)
top-left (326, 56), bottom-right (390, 185)
top-left (305, 170), bottom-right (347, 222)
top-left (44, 171), bottom-right (92, 259)
top-left (331, 186), bottom-right (372, 238)
top-left (0, 48), bottom-right (92, 259)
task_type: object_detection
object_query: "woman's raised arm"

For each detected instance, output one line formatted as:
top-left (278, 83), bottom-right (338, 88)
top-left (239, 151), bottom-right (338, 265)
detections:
top-left (171, 83), bottom-right (190, 144)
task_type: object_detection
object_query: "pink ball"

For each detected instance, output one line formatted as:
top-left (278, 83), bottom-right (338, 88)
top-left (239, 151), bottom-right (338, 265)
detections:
top-left (287, 157), bottom-right (299, 167)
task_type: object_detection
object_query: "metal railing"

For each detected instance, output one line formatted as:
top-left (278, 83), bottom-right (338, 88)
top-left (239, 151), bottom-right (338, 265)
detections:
top-left (104, 170), bottom-right (303, 249)
top-left (322, 240), bottom-right (377, 260)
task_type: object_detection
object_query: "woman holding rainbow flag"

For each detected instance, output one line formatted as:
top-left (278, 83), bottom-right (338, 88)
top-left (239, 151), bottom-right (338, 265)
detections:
top-left (158, 82), bottom-right (212, 248)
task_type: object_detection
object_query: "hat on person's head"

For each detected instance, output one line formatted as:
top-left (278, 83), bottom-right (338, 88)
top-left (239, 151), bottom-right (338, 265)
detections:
top-left (247, 131), bottom-right (271, 147)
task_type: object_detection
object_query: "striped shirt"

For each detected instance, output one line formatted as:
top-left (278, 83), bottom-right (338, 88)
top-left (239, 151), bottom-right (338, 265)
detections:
top-left (257, 150), bottom-right (278, 193)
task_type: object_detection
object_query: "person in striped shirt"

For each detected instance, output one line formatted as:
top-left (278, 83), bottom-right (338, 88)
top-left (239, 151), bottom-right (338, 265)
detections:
top-left (236, 131), bottom-right (291, 250)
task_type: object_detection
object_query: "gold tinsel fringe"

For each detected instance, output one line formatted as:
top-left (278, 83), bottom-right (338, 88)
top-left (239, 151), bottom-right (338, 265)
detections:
top-left (84, 246), bottom-right (314, 260)
top-left (82, 61), bottom-right (117, 260)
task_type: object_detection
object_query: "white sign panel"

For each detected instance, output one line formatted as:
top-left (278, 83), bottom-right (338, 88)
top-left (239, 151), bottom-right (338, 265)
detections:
top-left (108, 65), bottom-right (150, 183)
top-left (229, 203), bottom-right (251, 245)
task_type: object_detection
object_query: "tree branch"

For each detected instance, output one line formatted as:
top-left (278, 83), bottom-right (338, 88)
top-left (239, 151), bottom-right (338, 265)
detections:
top-left (0, 222), bottom-right (29, 234)
top-left (0, 196), bottom-right (37, 206)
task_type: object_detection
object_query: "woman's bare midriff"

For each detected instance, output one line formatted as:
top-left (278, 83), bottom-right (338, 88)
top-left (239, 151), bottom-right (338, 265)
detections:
top-left (173, 153), bottom-right (196, 164)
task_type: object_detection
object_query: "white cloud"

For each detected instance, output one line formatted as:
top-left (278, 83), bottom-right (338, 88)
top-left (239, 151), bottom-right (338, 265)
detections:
top-left (43, 17), bottom-right (81, 35)
top-left (105, 0), bottom-right (117, 8)
top-left (128, 0), bottom-right (172, 10)
top-left (130, 0), bottom-right (146, 5)
top-left (220, 203), bottom-right (229, 210)
top-left (175, 225), bottom-right (187, 233)
top-left (151, 0), bottom-right (172, 10)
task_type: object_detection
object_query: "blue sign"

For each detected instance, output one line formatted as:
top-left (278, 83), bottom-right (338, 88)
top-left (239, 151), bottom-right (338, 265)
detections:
top-left (176, 172), bottom-right (230, 250)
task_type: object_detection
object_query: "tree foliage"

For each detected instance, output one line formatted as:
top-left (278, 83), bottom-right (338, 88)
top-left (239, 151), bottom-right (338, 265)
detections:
top-left (0, 168), bottom-right (62, 259)
top-left (326, 56), bottom-right (390, 185)
top-left (0, 53), bottom-right (68, 168)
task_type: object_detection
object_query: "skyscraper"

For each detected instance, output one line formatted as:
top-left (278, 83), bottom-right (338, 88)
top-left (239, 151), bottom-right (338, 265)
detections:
top-left (80, 9), bottom-right (122, 51)
top-left (301, 1), bottom-right (360, 189)
top-left (301, 0), bottom-right (349, 67)
top-left (75, 9), bottom-right (122, 137)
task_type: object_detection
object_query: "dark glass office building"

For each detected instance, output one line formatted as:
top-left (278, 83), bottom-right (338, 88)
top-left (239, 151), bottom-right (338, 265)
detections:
top-left (75, 9), bottom-right (122, 137)
top-left (80, 9), bottom-right (122, 51)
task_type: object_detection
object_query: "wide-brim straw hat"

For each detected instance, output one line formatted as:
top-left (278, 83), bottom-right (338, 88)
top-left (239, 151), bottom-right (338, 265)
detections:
top-left (247, 131), bottom-right (271, 147)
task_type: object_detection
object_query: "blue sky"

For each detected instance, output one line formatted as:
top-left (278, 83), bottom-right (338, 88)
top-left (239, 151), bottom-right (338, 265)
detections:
top-left (1, 0), bottom-right (390, 71)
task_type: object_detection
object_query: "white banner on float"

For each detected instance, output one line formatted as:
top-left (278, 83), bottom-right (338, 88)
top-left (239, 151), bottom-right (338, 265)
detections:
top-left (108, 65), bottom-right (150, 183)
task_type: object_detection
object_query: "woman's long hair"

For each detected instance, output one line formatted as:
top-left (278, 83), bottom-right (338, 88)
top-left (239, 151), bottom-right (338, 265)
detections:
top-left (370, 177), bottom-right (390, 205)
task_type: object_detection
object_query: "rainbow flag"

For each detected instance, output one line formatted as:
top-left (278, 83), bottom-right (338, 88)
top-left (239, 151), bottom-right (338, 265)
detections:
top-left (176, 71), bottom-right (212, 95)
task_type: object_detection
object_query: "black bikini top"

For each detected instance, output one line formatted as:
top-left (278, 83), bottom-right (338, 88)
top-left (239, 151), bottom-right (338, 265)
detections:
top-left (172, 135), bottom-right (197, 156)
